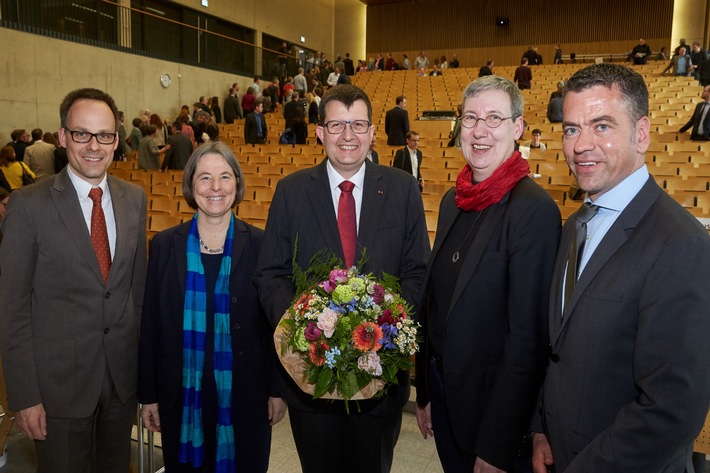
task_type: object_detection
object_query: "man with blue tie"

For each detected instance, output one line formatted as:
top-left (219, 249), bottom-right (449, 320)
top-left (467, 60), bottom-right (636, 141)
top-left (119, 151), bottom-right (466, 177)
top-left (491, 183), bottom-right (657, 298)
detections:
top-left (245, 98), bottom-right (267, 145)
top-left (532, 63), bottom-right (710, 473)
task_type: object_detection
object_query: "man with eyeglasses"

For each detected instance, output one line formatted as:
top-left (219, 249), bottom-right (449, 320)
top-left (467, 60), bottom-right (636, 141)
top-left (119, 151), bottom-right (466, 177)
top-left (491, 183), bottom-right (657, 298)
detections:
top-left (0, 88), bottom-right (147, 473)
top-left (393, 130), bottom-right (424, 192)
top-left (255, 84), bottom-right (430, 473)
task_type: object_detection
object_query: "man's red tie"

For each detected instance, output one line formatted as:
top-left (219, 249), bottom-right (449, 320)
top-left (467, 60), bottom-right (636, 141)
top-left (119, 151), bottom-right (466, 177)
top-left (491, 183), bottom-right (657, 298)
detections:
top-left (338, 181), bottom-right (357, 268)
top-left (89, 187), bottom-right (111, 283)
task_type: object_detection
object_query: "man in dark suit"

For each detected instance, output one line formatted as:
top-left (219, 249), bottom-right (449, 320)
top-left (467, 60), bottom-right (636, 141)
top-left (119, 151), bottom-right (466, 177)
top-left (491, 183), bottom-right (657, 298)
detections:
top-left (679, 85), bottom-right (710, 140)
top-left (343, 52), bottom-right (355, 76)
top-left (392, 130), bottom-right (424, 192)
top-left (244, 99), bottom-right (267, 145)
top-left (532, 63), bottom-right (710, 473)
top-left (224, 87), bottom-right (242, 123)
top-left (254, 84), bottom-right (430, 473)
top-left (0, 88), bottom-right (147, 473)
top-left (478, 59), bottom-right (494, 77)
top-left (385, 95), bottom-right (410, 146)
top-left (161, 121), bottom-right (194, 170)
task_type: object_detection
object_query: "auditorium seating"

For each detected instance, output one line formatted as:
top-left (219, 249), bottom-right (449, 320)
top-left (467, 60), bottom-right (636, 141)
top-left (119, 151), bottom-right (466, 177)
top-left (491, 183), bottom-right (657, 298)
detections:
top-left (109, 62), bottom-right (710, 245)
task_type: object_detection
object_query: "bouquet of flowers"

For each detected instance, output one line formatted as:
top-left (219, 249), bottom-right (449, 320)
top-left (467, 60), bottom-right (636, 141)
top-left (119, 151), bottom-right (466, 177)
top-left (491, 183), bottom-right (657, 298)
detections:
top-left (274, 257), bottom-right (419, 404)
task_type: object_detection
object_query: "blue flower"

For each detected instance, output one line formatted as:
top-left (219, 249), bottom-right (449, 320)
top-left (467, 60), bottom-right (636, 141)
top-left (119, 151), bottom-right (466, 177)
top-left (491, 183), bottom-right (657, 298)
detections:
top-left (325, 347), bottom-right (342, 369)
top-left (378, 323), bottom-right (398, 351)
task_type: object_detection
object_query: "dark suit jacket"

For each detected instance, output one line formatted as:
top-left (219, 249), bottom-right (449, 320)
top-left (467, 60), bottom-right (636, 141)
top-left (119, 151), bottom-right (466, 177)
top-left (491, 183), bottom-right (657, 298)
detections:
top-left (223, 94), bottom-right (242, 123)
top-left (244, 112), bottom-right (267, 145)
top-left (254, 159), bottom-right (430, 415)
top-left (138, 219), bottom-right (273, 412)
top-left (679, 102), bottom-right (710, 139)
top-left (415, 178), bottom-right (560, 470)
top-left (541, 177), bottom-right (710, 472)
top-left (162, 131), bottom-right (193, 170)
top-left (385, 106), bottom-right (409, 146)
top-left (0, 170), bottom-right (147, 416)
top-left (343, 58), bottom-right (355, 76)
top-left (393, 147), bottom-right (424, 181)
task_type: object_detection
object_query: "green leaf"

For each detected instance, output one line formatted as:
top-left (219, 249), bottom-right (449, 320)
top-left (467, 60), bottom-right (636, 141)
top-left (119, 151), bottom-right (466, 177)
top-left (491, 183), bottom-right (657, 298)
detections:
top-left (340, 371), bottom-right (359, 399)
top-left (313, 368), bottom-right (333, 399)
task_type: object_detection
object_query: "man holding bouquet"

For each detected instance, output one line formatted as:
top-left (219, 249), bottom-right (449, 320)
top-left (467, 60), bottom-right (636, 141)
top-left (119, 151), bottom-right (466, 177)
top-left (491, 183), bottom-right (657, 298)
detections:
top-left (254, 84), bottom-right (430, 473)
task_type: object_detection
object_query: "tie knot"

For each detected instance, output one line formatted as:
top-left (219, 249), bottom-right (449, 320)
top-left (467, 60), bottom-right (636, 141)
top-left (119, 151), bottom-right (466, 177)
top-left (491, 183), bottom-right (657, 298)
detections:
top-left (88, 187), bottom-right (103, 204)
top-left (339, 180), bottom-right (355, 193)
top-left (577, 202), bottom-right (599, 224)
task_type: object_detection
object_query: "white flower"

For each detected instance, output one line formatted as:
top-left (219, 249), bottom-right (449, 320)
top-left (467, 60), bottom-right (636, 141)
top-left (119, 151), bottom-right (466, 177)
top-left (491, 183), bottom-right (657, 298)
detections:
top-left (317, 307), bottom-right (339, 338)
top-left (357, 351), bottom-right (383, 376)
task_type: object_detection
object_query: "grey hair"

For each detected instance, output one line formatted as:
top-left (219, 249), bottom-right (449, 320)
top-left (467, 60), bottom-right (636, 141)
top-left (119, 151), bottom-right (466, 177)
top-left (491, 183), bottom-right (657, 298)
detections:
top-left (462, 75), bottom-right (524, 119)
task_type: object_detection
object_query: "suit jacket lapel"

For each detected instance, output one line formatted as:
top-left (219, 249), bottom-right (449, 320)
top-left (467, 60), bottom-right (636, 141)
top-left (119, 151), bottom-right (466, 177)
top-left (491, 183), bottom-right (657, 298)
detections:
top-left (107, 176), bottom-right (129, 286)
top-left (230, 217), bottom-right (248, 274)
top-left (555, 177), bottom-right (661, 343)
top-left (447, 196), bottom-right (508, 320)
top-left (51, 169), bottom-right (105, 284)
top-left (551, 222), bottom-right (573, 339)
top-left (173, 223), bottom-right (189, 291)
top-left (306, 160), bottom-right (343, 261)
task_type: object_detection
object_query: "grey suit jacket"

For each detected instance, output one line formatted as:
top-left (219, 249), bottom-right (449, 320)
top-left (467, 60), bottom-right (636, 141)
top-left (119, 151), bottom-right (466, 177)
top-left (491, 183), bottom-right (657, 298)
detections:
top-left (541, 177), bottom-right (710, 472)
top-left (254, 158), bottom-right (430, 413)
top-left (0, 169), bottom-right (147, 417)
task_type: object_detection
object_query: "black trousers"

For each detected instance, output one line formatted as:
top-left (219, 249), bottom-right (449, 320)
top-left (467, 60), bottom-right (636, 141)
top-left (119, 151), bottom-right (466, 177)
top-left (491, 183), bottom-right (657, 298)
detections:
top-left (288, 405), bottom-right (402, 473)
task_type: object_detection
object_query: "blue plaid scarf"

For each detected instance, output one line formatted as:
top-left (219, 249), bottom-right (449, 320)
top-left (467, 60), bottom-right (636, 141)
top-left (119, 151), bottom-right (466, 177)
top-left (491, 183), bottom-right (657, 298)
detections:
top-left (179, 213), bottom-right (236, 472)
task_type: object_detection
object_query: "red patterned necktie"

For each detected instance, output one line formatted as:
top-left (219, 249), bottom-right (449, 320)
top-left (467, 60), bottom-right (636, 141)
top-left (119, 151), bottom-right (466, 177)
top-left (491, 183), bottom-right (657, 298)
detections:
top-left (88, 187), bottom-right (111, 283)
top-left (337, 180), bottom-right (357, 268)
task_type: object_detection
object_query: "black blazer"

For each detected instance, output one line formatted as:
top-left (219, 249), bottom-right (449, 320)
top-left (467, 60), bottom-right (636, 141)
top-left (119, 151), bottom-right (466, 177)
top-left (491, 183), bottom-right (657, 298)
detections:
top-left (416, 178), bottom-right (560, 470)
top-left (541, 178), bottom-right (710, 472)
top-left (244, 112), bottom-right (267, 145)
top-left (138, 218), bottom-right (275, 413)
top-left (679, 102), bottom-right (710, 139)
top-left (254, 159), bottom-right (430, 414)
top-left (385, 106), bottom-right (409, 146)
top-left (393, 147), bottom-right (424, 181)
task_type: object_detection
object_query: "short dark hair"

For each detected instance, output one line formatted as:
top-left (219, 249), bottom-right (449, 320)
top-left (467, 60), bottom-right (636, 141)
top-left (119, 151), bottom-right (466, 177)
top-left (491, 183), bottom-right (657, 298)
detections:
top-left (532, 128), bottom-right (542, 135)
top-left (31, 128), bottom-right (43, 141)
top-left (59, 88), bottom-right (119, 130)
top-left (182, 141), bottom-right (245, 210)
top-left (396, 95), bottom-right (405, 105)
top-left (10, 129), bottom-right (23, 141)
top-left (318, 84), bottom-right (372, 124)
top-left (564, 63), bottom-right (648, 123)
top-left (132, 118), bottom-right (142, 127)
top-left (142, 124), bottom-right (157, 136)
top-left (406, 131), bottom-right (419, 140)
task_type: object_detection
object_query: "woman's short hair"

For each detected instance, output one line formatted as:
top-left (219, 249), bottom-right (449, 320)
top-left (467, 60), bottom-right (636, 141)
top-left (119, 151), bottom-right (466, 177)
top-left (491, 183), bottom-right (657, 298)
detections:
top-left (182, 141), bottom-right (246, 210)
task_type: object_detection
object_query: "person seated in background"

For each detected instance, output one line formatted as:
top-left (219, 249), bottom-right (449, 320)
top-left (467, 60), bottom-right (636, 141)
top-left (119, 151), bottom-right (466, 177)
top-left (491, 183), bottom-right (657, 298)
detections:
top-left (429, 64), bottom-right (443, 76)
top-left (631, 37), bottom-right (652, 65)
top-left (327, 67), bottom-right (341, 87)
top-left (440, 56), bottom-right (448, 70)
top-left (656, 46), bottom-right (669, 61)
top-left (522, 128), bottom-right (547, 152)
top-left (450, 54), bottom-right (460, 68)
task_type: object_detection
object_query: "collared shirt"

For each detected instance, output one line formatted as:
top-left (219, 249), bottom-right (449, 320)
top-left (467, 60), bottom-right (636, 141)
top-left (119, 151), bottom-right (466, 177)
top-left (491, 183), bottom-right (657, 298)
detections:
top-left (67, 166), bottom-right (117, 259)
top-left (327, 159), bottom-right (366, 233)
top-left (562, 165), bottom-right (649, 312)
top-left (408, 147), bottom-right (419, 179)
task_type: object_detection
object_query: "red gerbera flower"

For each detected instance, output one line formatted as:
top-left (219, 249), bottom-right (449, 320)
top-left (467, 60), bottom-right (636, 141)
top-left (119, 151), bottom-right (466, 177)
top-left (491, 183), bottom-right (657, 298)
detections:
top-left (352, 322), bottom-right (384, 352)
top-left (309, 340), bottom-right (329, 366)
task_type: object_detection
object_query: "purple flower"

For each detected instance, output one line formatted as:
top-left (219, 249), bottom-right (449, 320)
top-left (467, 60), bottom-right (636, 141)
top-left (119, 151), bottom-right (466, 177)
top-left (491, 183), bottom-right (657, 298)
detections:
top-left (372, 284), bottom-right (385, 304)
top-left (304, 321), bottom-right (323, 341)
top-left (330, 269), bottom-right (349, 283)
top-left (322, 279), bottom-right (336, 293)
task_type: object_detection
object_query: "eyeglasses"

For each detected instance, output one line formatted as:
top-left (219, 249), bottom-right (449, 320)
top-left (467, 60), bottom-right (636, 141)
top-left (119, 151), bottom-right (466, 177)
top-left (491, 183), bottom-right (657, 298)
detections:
top-left (64, 129), bottom-right (117, 145)
top-left (461, 115), bottom-right (515, 129)
top-left (322, 120), bottom-right (371, 134)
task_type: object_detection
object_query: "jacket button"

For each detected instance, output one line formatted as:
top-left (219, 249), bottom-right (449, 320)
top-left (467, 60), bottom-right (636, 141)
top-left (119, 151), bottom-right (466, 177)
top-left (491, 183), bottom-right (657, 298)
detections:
top-left (105, 292), bottom-right (111, 299)
top-left (550, 353), bottom-right (560, 363)
top-left (234, 323), bottom-right (241, 330)
top-left (104, 328), bottom-right (110, 334)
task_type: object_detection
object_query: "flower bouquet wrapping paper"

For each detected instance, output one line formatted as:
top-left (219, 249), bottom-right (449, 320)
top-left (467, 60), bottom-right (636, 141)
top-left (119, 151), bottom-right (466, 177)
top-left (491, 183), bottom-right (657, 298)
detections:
top-left (274, 264), bottom-right (419, 403)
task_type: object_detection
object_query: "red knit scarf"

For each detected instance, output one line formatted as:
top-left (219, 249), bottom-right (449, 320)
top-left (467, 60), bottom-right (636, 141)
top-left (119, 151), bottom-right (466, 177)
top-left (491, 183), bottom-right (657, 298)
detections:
top-left (454, 151), bottom-right (530, 211)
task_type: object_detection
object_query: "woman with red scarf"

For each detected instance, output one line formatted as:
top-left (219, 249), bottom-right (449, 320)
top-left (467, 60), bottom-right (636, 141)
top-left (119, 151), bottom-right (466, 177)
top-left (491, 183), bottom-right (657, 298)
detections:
top-left (414, 76), bottom-right (561, 473)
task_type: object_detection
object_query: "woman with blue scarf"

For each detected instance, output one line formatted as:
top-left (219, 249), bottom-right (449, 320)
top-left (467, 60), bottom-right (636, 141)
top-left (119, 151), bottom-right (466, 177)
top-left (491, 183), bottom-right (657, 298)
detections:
top-left (139, 141), bottom-right (286, 472)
